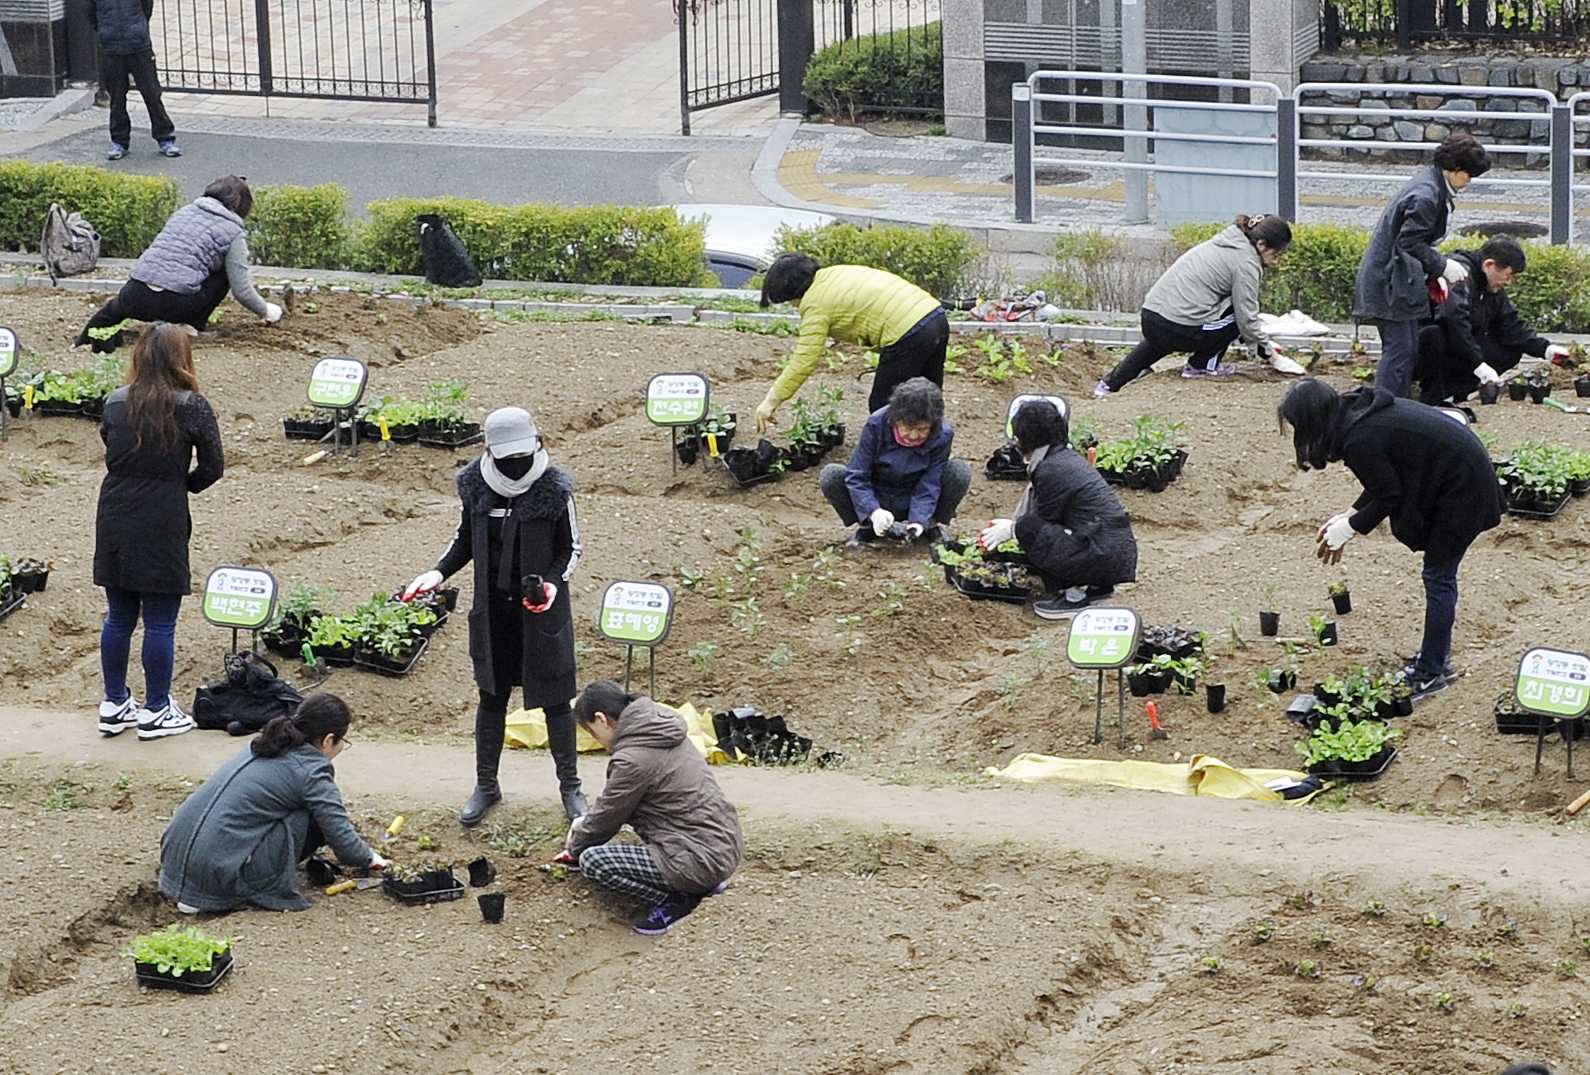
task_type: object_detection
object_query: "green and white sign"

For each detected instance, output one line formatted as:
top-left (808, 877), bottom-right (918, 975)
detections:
top-left (1515, 646), bottom-right (1590, 719)
top-left (307, 357), bottom-right (367, 408)
top-left (597, 581), bottom-right (674, 646)
top-left (0, 326), bottom-right (17, 378)
top-left (201, 566), bottom-right (278, 630)
top-left (1065, 606), bottom-right (1141, 669)
top-left (1005, 394), bottom-right (1067, 439)
top-left (646, 373), bottom-right (709, 425)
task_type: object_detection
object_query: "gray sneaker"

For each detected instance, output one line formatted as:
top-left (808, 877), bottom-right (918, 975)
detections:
top-left (137, 699), bottom-right (195, 740)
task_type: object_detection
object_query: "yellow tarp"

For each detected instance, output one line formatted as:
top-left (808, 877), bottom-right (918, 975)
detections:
top-left (984, 752), bottom-right (1312, 802)
top-left (504, 701), bottom-right (742, 765)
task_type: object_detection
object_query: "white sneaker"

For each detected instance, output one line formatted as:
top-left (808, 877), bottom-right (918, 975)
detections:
top-left (1270, 354), bottom-right (1307, 376)
top-left (137, 699), bottom-right (195, 740)
top-left (98, 695), bottom-right (141, 737)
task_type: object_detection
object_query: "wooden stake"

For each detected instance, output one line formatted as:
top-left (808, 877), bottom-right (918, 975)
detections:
top-left (1567, 787), bottom-right (1590, 815)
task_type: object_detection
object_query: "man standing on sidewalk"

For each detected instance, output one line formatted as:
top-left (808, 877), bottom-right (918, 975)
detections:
top-left (88, 0), bottom-right (181, 161)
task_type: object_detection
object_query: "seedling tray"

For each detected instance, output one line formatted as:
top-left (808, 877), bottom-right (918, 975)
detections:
top-left (383, 872), bottom-right (465, 905)
top-left (418, 424), bottom-right (483, 448)
top-left (134, 950), bottom-right (233, 994)
top-left (947, 567), bottom-right (1032, 604)
top-left (1505, 490), bottom-right (1570, 520)
top-left (353, 636), bottom-right (428, 677)
top-left (0, 587), bottom-right (24, 626)
top-left (1307, 745), bottom-right (1398, 782)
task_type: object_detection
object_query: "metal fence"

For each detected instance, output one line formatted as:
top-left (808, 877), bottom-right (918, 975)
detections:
top-left (812, 0), bottom-right (941, 114)
top-left (677, 0), bottom-right (940, 134)
top-left (154, 0), bottom-right (437, 126)
top-left (1322, 0), bottom-right (1590, 48)
top-left (1012, 74), bottom-right (1590, 243)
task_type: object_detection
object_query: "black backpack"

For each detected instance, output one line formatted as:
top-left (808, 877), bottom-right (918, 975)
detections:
top-left (416, 213), bottom-right (483, 287)
top-left (193, 651), bottom-right (303, 736)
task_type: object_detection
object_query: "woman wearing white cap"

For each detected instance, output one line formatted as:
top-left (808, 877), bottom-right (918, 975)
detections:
top-left (404, 407), bottom-right (585, 826)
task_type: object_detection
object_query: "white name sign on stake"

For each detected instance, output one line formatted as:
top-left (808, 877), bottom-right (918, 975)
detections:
top-left (1515, 646), bottom-right (1590, 719)
top-left (0, 326), bottom-right (17, 378)
top-left (307, 357), bottom-right (368, 409)
top-left (201, 566), bottom-right (278, 631)
top-left (646, 373), bottom-right (709, 426)
top-left (597, 581), bottom-right (675, 646)
top-left (1066, 605), bottom-right (1141, 748)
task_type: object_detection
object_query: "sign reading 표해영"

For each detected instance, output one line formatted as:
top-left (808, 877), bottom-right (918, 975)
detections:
top-left (597, 581), bottom-right (674, 646)
top-left (645, 373), bottom-right (709, 426)
top-left (201, 566), bottom-right (278, 630)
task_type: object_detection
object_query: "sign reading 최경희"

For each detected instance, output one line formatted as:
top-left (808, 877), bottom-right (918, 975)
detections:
top-left (1065, 606), bottom-right (1141, 670)
top-left (201, 566), bottom-right (278, 630)
top-left (597, 581), bottom-right (674, 646)
top-left (306, 357), bottom-right (368, 408)
top-left (645, 373), bottom-right (709, 426)
top-left (1515, 646), bottom-right (1590, 720)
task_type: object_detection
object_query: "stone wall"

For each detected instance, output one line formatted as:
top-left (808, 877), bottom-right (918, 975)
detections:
top-left (1298, 52), bottom-right (1590, 163)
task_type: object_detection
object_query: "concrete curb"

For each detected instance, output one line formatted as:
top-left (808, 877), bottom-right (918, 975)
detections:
top-left (17, 87), bottom-right (96, 132)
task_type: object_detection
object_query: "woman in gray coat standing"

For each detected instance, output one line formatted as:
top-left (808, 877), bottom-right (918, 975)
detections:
top-left (1352, 133), bottom-right (1490, 399)
top-left (160, 694), bottom-right (389, 913)
top-left (403, 406), bottom-right (585, 827)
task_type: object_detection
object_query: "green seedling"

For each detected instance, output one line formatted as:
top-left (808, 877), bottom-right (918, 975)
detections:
top-left (1362, 900), bottom-right (1387, 917)
top-left (416, 834), bottom-right (438, 851)
top-left (1434, 991), bottom-right (1455, 1013)
top-left (1422, 912), bottom-right (1446, 929)
top-left (1496, 919), bottom-right (1519, 939)
top-left (1354, 974), bottom-right (1377, 994)
top-left (1311, 930), bottom-right (1333, 949)
top-left (1557, 959), bottom-right (1577, 978)
top-left (678, 565), bottom-right (705, 590)
top-left (121, 924), bottom-right (233, 976)
top-left (1201, 955), bottom-right (1222, 973)
top-left (1295, 959), bottom-right (1320, 979)
top-left (1252, 922), bottom-right (1274, 943)
top-left (687, 640), bottom-right (722, 675)
top-left (1475, 949), bottom-right (1496, 970)
top-left (763, 642), bottom-right (793, 676)
top-left (1412, 943), bottom-right (1432, 961)
top-left (1509, 1001), bottom-right (1527, 1018)
top-left (1285, 891), bottom-right (1313, 910)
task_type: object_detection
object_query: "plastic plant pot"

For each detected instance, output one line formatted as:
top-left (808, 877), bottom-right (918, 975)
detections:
top-left (1316, 621), bottom-right (1338, 646)
top-left (1206, 684), bottom-right (1226, 713)
top-left (467, 856), bottom-right (497, 888)
top-left (1478, 383), bottom-right (1502, 404)
top-left (478, 893), bottom-right (506, 923)
top-left (1330, 590), bottom-right (1352, 615)
top-left (1576, 376), bottom-right (1590, 399)
top-left (1259, 611), bottom-right (1280, 636)
top-left (1508, 380), bottom-right (1529, 401)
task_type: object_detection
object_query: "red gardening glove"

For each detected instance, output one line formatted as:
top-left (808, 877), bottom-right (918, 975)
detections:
top-left (1428, 278), bottom-right (1449, 304)
top-left (522, 581), bottom-right (557, 613)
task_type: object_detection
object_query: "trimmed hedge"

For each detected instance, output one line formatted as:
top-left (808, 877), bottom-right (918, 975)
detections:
top-left (249, 183), bottom-right (349, 270)
top-left (774, 220), bottom-right (981, 300)
top-left (0, 160), bottom-right (181, 257)
top-left (351, 198), bottom-right (717, 286)
top-left (803, 21), bottom-right (943, 121)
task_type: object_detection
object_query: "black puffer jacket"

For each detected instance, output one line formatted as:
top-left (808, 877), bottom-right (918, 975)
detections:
top-left (86, 0), bottom-right (154, 56)
top-left (1334, 387), bottom-right (1502, 560)
top-left (1429, 248), bottom-right (1549, 371)
top-left (1012, 447), bottom-right (1138, 588)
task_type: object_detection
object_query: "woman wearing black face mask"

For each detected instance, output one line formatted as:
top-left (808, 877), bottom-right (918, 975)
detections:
top-left (403, 406), bottom-right (584, 826)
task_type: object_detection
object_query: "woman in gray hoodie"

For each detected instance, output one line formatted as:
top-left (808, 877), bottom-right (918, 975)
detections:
top-left (564, 680), bottom-right (743, 936)
top-left (1097, 214), bottom-right (1297, 396)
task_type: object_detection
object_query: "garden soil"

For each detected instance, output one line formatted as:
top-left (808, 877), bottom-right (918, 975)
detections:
top-left (3, 288), bottom-right (1590, 1073)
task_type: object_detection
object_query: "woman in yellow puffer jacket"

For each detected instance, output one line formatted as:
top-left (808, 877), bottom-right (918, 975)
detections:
top-left (755, 253), bottom-right (948, 430)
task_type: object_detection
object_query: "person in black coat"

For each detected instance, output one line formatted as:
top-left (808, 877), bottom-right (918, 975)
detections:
top-left (86, 0), bottom-right (179, 159)
top-left (404, 406), bottom-right (585, 826)
top-left (1352, 134), bottom-right (1490, 399)
top-left (978, 400), bottom-right (1138, 620)
top-left (1414, 235), bottom-right (1572, 405)
top-left (94, 323), bottom-right (224, 740)
top-left (1279, 379), bottom-right (1502, 698)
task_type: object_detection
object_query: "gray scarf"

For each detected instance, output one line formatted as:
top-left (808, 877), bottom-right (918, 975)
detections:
top-left (1013, 444), bottom-right (1050, 519)
top-left (481, 448), bottom-right (548, 498)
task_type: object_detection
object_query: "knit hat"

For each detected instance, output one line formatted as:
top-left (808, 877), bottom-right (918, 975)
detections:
top-left (484, 407), bottom-right (540, 458)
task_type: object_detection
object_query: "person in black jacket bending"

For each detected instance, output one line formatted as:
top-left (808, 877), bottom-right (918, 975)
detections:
top-left (403, 407), bottom-right (585, 826)
top-left (1279, 379), bottom-right (1502, 700)
top-left (1414, 234), bottom-right (1572, 405)
top-left (978, 400), bottom-right (1138, 620)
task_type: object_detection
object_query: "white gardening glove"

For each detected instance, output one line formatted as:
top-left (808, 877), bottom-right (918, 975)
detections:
top-left (1269, 350), bottom-right (1307, 376)
top-left (869, 508), bottom-right (895, 536)
top-left (402, 569), bottom-right (442, 601)
top-left (1441, 258), bottom-right (1469, 285)
top-left (368, 851), bottom-right (390, 871)
top-left (978, 518), bottom-right (1016, 551)
top-left (754, 394), bottom-right (779, 433)
top-left (523, 581), bottom-right (558, 613)
top-left (1546, 344), bottom-right (1572, 363)
top-left (1473, 362), bottom-right (1503, 386)
top-left (1316, 514), bottom-right (1356, 564)
top-left (263, 302), bottom-right (283, 323)
top-left (903, 522), bottom-right (924, 541)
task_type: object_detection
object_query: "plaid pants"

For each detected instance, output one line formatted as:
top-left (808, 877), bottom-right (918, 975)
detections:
top-left (578, 843), bottom-right (672, 905)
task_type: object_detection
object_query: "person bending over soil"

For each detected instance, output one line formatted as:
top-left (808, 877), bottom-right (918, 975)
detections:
top-left (1279, 378), bottom-right (1501, 700)
top-left (159, 693), bottom-right (389, 913)
top-left (562, 680), bottom-right (743, 937)
top-left (817, 377), bottom-right (970, 551)
top-left (1097, 213), bottom-right (1299, 398)
top-left (1414, 234), bottom-right (1571, 405)
top-left (755, 252), bottom-right (948, 428)
top-left (979, 399), bottom-right (1137, 620)
top-left (76, 175), bottom-right (282, 350)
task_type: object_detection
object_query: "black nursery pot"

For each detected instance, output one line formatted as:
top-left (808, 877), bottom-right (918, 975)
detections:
top-left (1316, 621), bottom-right (1338, 646)
top-left (1508, 381), bottom-right (1529, 401)
top-left (1206, 684), bottom-right (1226, 714)
top-left (674, 438), bottom-right (699, 465)
top-left (1479, 383), bottom-right (1502, 404)
top-left (1393, 692), bottom-right (1414, 717)
top-left (1330, 591), bottom-right (1352, 615)
top-left (1268, 670), bottom-right (1297, 694)
top-left (467, 856), bottom-right (497, 888)
top-left (1577, 377), bottom-right (1590, 399)
top-left (478, 893), bottom-right (506, 923)
top-left (1528, 384), bottom-right (1551, 404)
top-left (1259, 611), bottom-right (1280, 637)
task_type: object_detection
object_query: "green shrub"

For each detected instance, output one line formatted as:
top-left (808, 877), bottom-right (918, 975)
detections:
top-left (773, 220), bottom-right (981, 300)
top-left (804, 21), bottom-right (943, 120)
top-left (0, 160), bottom-right (180, 257)
top-left (1502, 240), bottom-right (1590, 334)
top-left (1169, 220), bottom-right (1368, 324)
top-left (1029, 230), bottom-right (1168, 312)
top-left (249, 183), bottom-right (349, 270)
top-left (350, 198), bottom-right (715, 287)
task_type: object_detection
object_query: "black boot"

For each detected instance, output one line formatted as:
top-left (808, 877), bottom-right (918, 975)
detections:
top-left (462, 694), bottom-right (507, 827)
top-left (546, 706), bottom-right (587, 819)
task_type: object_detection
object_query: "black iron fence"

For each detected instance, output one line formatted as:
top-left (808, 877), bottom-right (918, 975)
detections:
top-left (1323, 0), bottom-right (1590, 49)
top-left (812, 0), bottom-right (941, 115)
top-left (154, 0), bottom-right (438, 125)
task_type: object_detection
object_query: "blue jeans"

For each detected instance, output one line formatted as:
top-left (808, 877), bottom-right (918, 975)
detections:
top-left (101, 588), bottom-right (184, 710)
top-left (1415, 553), bottom-right (1462, 678)
top-left (1375, 319), bottom-right (1421, 399)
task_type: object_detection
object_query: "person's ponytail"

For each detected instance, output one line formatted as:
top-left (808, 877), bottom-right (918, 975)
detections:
top-left (252, 693), bottom-right (353, 758)
top-left (1234, 213), bottom-right (1292, 255)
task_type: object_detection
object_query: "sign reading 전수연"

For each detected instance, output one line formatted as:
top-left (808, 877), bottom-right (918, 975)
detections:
top-left (1065, 606), bottom-right (1141, 669)
top-left (1515, 646), bottom-right (1590, 720)
top-left (201, 566), bottom-right (278, 630)
top-left (597, 581), bottom-right (674, 646)
top-left (645, 373), bottom-right (709, 425)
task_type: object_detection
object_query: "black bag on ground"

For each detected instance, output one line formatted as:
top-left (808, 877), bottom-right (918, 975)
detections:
top-left (416, 213), bottom-right (483, 287)
top-left (193, 651), bottom-right (303, 735)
